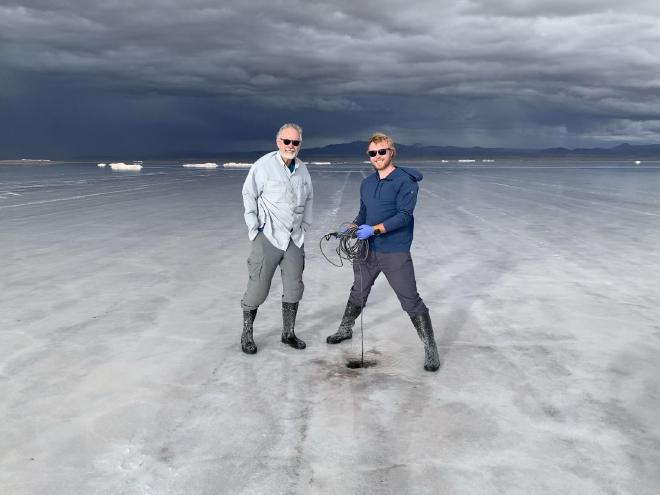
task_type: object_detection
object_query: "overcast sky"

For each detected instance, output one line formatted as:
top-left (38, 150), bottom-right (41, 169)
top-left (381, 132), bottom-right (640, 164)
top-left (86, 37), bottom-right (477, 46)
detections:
top-left (2, 1), bottom-right (660, 158)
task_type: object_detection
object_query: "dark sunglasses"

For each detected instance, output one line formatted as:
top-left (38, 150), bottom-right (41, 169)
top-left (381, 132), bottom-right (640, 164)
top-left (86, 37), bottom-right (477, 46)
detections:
top-left (367, 148), bottom-right (390, 157)
top-left (280, 138), bottom-right (301, 146)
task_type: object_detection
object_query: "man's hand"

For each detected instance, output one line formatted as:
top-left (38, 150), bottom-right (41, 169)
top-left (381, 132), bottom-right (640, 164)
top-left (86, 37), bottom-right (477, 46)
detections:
top-left (356, 224), bottom-right (375, 240)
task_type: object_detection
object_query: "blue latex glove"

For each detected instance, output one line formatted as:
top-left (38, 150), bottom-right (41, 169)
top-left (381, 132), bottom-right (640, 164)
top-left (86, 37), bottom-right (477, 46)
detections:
top-left (339, 223), bottom-right (356, 235)
top-left (356, 224), bottom-right (374, 240)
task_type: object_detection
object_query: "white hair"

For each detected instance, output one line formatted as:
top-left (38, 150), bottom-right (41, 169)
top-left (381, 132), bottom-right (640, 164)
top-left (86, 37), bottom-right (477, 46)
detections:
top-left (276, 123), bottom-right (303, 140)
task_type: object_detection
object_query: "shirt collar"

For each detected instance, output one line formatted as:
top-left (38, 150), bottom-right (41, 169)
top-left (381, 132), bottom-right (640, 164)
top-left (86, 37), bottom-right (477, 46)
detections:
top-left (276, 152), bottom-right (298, 173)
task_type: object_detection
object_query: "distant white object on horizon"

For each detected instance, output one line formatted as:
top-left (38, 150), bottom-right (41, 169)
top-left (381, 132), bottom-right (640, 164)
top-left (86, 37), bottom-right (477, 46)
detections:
top-left (223, 162), bottom-right (252, 169)
top-left (183, 163), bottom-right (218, 168)
top-left (458, 159), bottom-right (476, 163)
top-left (20, 158), bottom-right (51, 162)
top-left (309, 161), bottom-right (331, 165)
top-left (635, 160), bottom-right (641, 165)
top-left (110, 162), bottom-right (143, 171)
top-left (97, 163), bottom-right (107, 167)
top-left (441, 160), bottom-right (449, 163)
top-left (482, 159), bottom-right (495, 163)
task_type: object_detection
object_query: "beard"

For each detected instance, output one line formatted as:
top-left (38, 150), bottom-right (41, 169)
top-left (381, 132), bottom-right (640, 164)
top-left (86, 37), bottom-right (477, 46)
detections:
top-left (280, 149), bottom-right (299, 161)
top-left (372, 158), bottom-right (391, 170)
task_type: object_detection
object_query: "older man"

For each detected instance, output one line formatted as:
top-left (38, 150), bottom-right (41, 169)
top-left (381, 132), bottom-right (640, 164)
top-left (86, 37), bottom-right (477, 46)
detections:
top-left (326, 132), bottom-right (440, 371)
top-left (240, 123), bottom-right (313, 354)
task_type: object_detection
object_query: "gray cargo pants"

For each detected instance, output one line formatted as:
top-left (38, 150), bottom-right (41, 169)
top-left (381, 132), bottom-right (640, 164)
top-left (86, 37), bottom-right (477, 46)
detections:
top-left (349, 250), bottom-right (428, 317)
top-left (241, 232), bottom-right (305, 311)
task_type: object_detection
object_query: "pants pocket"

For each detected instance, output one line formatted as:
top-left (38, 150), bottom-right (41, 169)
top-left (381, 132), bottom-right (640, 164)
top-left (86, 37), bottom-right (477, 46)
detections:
top-left (247, 258), bottom-right (263, 281)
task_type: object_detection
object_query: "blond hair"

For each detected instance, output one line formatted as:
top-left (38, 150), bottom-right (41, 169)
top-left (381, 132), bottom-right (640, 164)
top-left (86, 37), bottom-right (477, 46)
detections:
top-left (367, 132), bottom-right (395, 152)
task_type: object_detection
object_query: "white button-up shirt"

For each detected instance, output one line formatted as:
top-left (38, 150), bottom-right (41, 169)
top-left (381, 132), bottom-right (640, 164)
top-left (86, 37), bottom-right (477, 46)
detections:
top-left (242, 151), bottom-right (314, 251)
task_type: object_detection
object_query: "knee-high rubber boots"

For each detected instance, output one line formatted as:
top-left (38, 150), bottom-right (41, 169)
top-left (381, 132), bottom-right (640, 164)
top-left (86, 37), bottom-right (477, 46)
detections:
top-left (326, 300), bottom-right (362, 344)
top-left (410, 311), bottom-right (441, 371)
top-left (241, 308), bottom-right (258, 354)
top-left (281, 302), bottom-right (306, 349)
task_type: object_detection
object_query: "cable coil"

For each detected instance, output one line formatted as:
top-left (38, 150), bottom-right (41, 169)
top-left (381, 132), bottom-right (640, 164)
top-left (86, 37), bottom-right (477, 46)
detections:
top-left (319, 224), bottom-right (369, 267)
top-left (319, 223), bottom-right (370, 366)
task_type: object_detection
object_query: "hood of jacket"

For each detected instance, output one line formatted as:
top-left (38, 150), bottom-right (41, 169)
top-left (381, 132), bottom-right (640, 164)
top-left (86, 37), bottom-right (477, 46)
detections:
top-left (395, 166), bottom-right (423, 182)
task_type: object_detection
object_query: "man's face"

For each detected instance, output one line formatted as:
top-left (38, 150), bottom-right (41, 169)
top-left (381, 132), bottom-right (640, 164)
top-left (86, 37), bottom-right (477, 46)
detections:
top-left (276, 127), bottom-right (302, 161)
top-left (367, 140), bottom-right (394, 171)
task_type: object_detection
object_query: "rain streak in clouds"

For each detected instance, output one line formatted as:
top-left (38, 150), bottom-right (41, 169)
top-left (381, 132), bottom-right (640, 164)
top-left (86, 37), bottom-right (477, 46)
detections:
top-left (1, 0), bottom-right (660, 157)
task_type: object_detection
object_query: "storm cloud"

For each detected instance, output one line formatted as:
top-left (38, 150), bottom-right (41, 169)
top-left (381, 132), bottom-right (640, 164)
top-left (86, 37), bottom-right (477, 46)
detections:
top-left (1, 0), bottom-right (660, 157)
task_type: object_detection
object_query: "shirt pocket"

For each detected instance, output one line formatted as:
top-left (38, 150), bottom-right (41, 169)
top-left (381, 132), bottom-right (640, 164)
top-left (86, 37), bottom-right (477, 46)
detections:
top-left (292, 177), bottom-right (310, 207)
top-left (264, 179), bottom-right (287, 203)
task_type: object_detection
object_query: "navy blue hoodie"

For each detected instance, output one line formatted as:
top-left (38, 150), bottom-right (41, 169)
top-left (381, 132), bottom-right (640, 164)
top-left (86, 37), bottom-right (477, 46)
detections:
top-left (354, 166), bottom-right (423, 252)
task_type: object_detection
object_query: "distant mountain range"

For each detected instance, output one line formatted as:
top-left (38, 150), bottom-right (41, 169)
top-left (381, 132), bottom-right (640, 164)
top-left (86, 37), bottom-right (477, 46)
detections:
top-left (193, 141), bottom-right (660, 161)
top-left (72, 142), bottom-right (660, 161)
top-left (299, 141), bottom-right (660, 160)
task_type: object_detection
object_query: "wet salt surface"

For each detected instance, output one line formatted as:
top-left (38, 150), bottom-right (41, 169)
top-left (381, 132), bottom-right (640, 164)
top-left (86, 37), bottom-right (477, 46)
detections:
top-left (1, 161), bottom-right (660, 494)
top-left (346, 358), bottom-right (378, 369)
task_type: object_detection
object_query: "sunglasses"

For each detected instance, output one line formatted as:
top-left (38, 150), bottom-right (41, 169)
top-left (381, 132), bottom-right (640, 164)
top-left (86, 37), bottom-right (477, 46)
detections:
top-left (367, 148), bottom-right (391, 157)
top-left (280, 138), bottom-right (301, 147)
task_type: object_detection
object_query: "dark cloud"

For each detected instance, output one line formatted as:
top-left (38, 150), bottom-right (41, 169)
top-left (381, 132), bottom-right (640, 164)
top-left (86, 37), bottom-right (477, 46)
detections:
top-left (1, 1), bottom-right (659, 157)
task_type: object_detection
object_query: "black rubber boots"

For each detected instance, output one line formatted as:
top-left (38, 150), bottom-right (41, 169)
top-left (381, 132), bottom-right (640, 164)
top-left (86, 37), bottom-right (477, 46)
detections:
top-left (241, 303), bottom-right (306, 353)
top-left (326, 300), bottom-right (362, 344)
top-left (241, 308), bottom-right (258, 354)
top-left (281, 301), bottom-right (306, 349)
top-left (410, 311), bottom-right (441, 371)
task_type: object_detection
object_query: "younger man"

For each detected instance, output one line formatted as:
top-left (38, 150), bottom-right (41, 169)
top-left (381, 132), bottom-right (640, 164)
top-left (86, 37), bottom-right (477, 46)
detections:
top-left (326, 133), bottom-right (440, 371)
